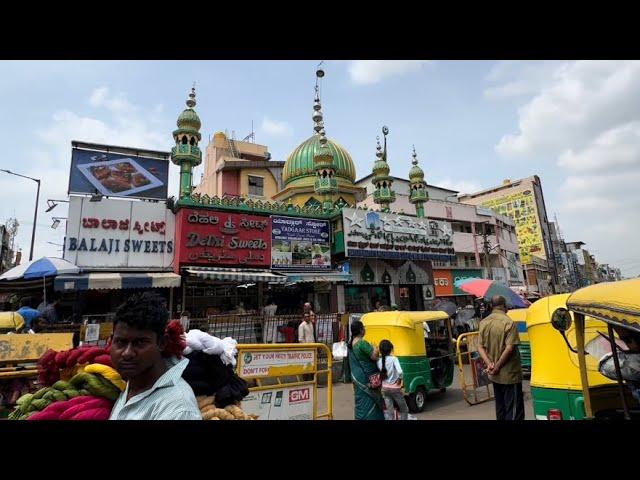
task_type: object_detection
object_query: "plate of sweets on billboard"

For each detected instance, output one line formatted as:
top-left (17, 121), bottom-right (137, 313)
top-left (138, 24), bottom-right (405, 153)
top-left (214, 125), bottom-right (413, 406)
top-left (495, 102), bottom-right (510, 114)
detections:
top-left (78, 157), bottom-right (164, 196)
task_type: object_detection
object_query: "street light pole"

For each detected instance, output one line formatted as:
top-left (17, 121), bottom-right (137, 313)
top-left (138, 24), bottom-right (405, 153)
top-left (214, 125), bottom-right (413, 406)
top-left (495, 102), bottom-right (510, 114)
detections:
top-left (31, 179), bottom-right (41, 261)
top-left (0, 169), bottom-right (42, 261)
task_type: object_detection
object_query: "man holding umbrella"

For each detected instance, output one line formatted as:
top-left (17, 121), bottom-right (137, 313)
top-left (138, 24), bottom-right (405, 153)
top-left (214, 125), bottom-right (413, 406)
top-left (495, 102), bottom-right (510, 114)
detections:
top-left (477, 295), bottom-right (524, 420)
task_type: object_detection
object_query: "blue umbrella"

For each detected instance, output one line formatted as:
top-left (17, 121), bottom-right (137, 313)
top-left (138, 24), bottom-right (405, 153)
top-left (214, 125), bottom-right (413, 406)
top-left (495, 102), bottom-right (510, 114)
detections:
top-left (0, 257), bottom-right (79, 281)
top-left (0, 257), bottom-right (80, 308)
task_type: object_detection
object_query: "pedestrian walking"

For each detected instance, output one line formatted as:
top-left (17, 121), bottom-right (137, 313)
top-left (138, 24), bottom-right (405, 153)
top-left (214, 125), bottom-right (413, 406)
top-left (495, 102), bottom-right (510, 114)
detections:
top-left (377, 339), bottom-right (409, 420)
top-left (347, 320), bottom-right (384, 420)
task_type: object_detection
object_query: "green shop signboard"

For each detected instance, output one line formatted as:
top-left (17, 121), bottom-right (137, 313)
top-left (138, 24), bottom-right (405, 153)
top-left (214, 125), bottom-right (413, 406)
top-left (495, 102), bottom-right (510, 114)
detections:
top-left (452, 269), bottom-right (483, 295)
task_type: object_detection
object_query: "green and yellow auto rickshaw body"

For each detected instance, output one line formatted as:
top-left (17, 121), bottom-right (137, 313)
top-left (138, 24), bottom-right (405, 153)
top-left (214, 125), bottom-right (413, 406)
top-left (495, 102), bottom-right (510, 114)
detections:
top-left (527, 292), bottom-right (636, 419)
top-left (361, 310), bottom-right (454, 413)
top-left (507, 308), bottom-right (530, 376)
top-left (557, 279), bottom-right (640, 420)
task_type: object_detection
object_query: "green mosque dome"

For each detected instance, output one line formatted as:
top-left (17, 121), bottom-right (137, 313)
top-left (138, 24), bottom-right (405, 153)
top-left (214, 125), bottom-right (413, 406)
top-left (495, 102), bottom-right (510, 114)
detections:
top-left (283, 135), bottom-right (356, 188)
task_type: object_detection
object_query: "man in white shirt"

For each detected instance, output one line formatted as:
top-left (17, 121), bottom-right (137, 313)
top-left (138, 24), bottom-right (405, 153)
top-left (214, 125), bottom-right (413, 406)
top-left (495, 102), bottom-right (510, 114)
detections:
top-left (298, 313), bottom-right (315, 344)
top-left (298, 313), bottom-right (315, 381)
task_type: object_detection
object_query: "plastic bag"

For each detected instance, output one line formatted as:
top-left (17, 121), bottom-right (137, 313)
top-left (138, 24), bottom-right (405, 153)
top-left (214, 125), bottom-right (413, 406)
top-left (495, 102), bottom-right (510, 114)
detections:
top-left (332, 341), bottom-right (348, 359)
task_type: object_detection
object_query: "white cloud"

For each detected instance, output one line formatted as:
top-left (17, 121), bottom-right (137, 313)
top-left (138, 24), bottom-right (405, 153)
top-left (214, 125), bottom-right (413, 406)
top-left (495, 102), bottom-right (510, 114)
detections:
top-left (88, 86), bottom-right (136, 115)
top-left (348, 60), bottom-right (430, 85)
top-left (496, 61), bottom-right (640, 157)
top-left (2, 87), bottom-right (177, 261)
top-left (434, 178), bottom-right (482, 195)
top-left (557, 121), bottom-right (640, 172)
top-left (260, 117), bottom-right (293, 137)
top-left (492, 60), bottom-right (640, 276)
top-left (484, 61), bottom-right (561, 100)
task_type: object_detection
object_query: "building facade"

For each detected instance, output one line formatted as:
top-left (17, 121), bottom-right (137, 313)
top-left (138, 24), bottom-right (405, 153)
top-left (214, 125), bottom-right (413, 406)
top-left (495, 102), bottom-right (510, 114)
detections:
top-left (356, 176), bottom-right (524, 297)
top-left (459, 176), bottom-right (558, 295)
top-left (194, 132), bottom-right (284, 201)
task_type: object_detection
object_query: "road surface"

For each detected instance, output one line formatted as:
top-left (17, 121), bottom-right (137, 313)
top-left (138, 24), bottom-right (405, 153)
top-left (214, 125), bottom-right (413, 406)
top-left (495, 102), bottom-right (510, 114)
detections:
top-left (317, 365), bottom-right (535, 420)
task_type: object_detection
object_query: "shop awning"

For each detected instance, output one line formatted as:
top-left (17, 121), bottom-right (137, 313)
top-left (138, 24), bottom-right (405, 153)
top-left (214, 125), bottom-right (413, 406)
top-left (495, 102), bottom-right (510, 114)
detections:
top-left (283, 272), bottom-right (353, 284)
top-left (54, 272), bottom-right (182, 291)
top-left (185, 267), bottom-right (287, 284)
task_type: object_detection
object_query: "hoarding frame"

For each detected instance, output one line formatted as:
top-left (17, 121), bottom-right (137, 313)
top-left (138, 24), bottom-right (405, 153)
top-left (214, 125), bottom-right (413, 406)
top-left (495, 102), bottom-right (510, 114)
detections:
top-left (68, 140), bottom-right (171, 201)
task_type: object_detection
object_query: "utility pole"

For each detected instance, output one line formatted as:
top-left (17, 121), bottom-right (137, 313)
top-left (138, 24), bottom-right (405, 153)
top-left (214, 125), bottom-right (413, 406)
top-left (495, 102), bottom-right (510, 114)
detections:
top-left (483, 231), bottom-right (493, 280)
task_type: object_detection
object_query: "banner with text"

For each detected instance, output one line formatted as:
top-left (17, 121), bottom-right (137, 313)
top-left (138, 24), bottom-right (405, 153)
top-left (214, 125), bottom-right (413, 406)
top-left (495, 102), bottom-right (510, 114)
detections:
top-left (64, 196), bottom-right (175, 269)
top-left (271, 216), bottom-right (331, 270)
top-left (176, 209), bottom-right (271, 269)
top-left (341, 208), bottom-right (455, 261)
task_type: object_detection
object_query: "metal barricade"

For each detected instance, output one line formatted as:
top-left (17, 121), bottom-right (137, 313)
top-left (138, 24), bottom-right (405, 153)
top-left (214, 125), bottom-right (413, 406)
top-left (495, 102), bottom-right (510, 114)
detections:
top-left (236, 342), bottom-right (333, 420)
top-left (187, 313), bottom-right (339, 349)
top-left (456, 331), bottom-right (494, 405)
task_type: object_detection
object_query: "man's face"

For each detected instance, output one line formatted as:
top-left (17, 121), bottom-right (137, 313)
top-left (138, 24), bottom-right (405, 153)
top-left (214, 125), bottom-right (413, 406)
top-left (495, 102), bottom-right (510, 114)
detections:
top-left (111, 322), bottom-right (165, 380)
top-left (304, 303), bottom-right (311, 313)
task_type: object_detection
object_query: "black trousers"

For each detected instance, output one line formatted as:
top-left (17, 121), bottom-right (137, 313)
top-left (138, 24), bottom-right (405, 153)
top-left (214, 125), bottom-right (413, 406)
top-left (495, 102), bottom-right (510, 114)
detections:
top-left (493, 382), bottom-right (525, 420)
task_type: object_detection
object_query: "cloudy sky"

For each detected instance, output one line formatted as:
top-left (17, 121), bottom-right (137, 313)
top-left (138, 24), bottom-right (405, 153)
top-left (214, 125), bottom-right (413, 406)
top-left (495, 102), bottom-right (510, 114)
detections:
top-left (0, 60), bottom-right (638, 276)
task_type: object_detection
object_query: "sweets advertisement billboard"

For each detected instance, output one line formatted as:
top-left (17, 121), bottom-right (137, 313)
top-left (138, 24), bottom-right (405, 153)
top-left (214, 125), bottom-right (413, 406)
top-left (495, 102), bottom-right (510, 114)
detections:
top-left (69, 144), bottom-right (170, 200)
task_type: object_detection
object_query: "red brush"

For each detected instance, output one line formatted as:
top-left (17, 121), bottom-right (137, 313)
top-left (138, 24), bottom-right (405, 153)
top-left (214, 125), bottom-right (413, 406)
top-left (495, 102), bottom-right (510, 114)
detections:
top-left (38, 349), bottom-right (60, 386)
top-left (65, 349), bottom-right (86, 368)
top-left (58, 397), bottom-right (113, 420)
top-left (162, 320), bottom-right (186, 359)
top-left (77, 347), bottom-right (106, 365)
top-left (92, 354), bottom-right (113, 367)
top-left (70, 407), bottom-right (112, 420)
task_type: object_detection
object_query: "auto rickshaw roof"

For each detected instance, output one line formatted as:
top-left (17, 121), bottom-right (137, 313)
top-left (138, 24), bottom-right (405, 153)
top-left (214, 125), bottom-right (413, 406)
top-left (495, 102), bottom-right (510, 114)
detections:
top-left (361, 310), bottom-right (450, 329)
top-left (0, 311), bottom-right (25, 331)
top-left (525, 293), bottom-right (571, 328)
top-left (506, 308), bottom-right (528, 323)
top-left (567, 278), bottom-right (640, 331)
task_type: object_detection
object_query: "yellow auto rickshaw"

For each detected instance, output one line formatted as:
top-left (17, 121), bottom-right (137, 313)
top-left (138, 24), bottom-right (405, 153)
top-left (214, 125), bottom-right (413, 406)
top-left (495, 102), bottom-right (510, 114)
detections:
top-left (526, 294), bottom-right (616, 419)
top-left (548, 278), bottom-right (640, 420)
top-left (361, 310), bottom-right (455, 413)
top-left (0, 311), bottom-right (25, 333)
top-left (507, 307), bottom-right (530, 376)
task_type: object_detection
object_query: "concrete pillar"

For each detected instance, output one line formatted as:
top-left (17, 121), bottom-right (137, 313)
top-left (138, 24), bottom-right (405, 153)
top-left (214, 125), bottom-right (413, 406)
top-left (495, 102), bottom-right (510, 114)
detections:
top-left (336, 284), bottom-right (345, 313)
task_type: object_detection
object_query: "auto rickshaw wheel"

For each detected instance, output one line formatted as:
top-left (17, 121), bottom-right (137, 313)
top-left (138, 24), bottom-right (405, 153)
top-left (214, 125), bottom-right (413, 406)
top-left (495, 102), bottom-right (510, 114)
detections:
top-left (407, 386), bottom-right (427, 413)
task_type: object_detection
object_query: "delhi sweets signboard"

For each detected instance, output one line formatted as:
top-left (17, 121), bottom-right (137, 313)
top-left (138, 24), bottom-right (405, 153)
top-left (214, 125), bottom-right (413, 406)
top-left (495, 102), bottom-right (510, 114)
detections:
top-left (175, 209), bottom-right (271, 269)
top-left (341, 208), bottom-right (455, 262)
top-left (271, 216), bottom-right (330, 270)
top-left (64, 196), bottom-right (175, 269)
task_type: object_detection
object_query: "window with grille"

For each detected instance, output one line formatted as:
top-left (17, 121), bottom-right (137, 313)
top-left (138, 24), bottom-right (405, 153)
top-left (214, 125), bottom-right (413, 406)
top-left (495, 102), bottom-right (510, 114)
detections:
top-left (248, 175), bottom-right (264, 196)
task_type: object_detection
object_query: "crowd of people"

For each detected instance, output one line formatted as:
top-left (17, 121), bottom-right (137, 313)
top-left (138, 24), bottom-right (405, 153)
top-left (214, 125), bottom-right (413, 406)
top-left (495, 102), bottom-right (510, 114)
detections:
top-left (2, 293), bottom-right (65, 334)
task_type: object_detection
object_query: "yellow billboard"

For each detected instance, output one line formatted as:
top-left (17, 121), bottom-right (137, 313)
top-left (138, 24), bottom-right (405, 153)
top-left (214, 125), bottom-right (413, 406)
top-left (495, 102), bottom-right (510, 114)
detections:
top-left (480, 189), bottom-right (545, 265)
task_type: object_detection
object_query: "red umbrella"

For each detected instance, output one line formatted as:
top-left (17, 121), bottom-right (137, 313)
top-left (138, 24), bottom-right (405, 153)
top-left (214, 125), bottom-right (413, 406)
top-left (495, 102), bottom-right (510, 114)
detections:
top-left (454, 278), bottom-right (530, 308)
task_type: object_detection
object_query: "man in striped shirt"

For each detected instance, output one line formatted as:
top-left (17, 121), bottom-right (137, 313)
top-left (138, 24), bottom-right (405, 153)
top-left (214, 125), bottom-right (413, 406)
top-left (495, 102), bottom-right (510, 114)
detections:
top-left (109, 292), bottom-right (201, 420)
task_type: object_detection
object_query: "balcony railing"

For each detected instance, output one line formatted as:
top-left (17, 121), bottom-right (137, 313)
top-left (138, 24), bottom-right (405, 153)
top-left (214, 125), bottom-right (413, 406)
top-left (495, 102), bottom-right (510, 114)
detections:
top-left (410, 189), bottom-right (429, 202)
top-left (171, 144), bottom-right (201, 157)
top-left (314, 177), bottom-right (338, 191)
top-left (373, 188), bottom-right (396, 202)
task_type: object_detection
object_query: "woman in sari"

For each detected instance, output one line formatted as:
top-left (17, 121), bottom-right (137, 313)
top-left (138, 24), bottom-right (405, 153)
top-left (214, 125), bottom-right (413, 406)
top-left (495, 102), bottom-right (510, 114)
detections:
top-left (348, 320), bottom-right (384, 420)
